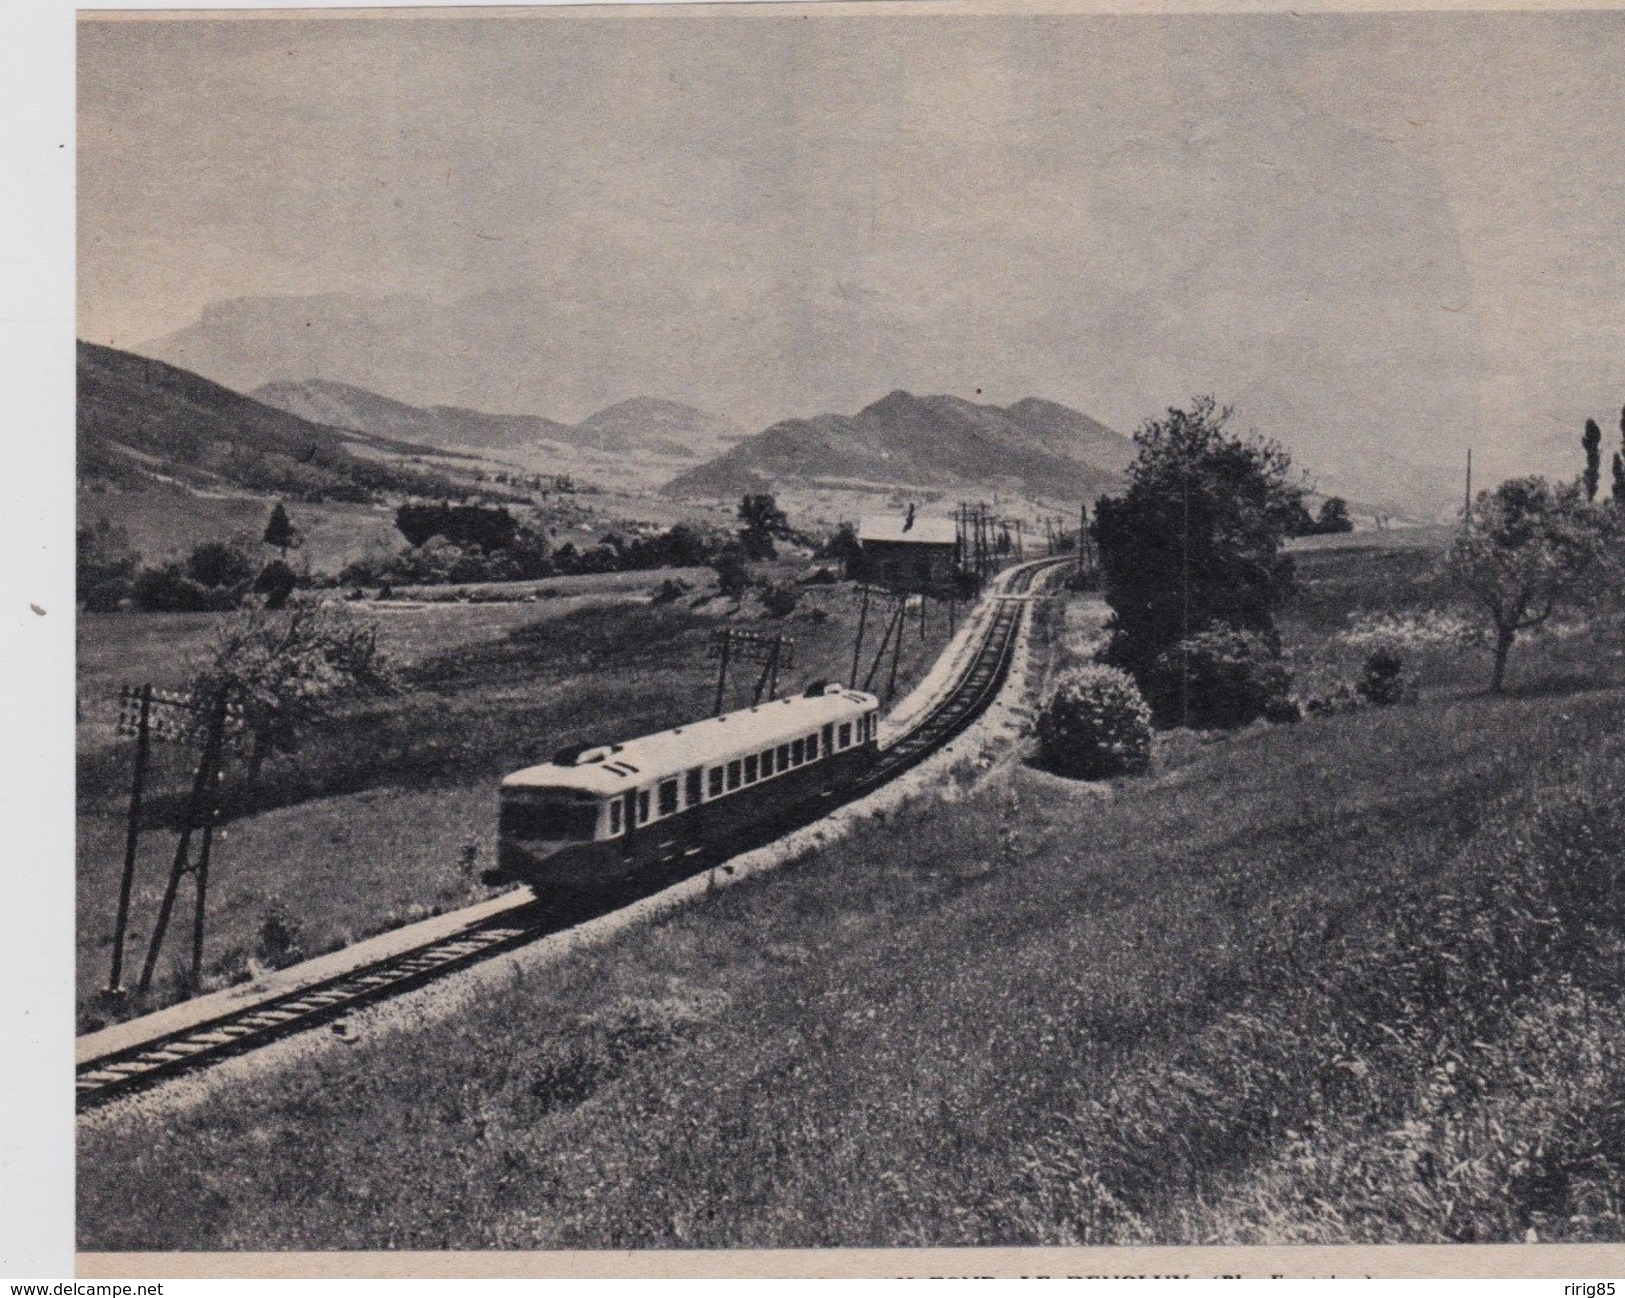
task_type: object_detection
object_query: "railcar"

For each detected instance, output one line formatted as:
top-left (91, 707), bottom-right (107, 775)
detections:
top-left (487, 682), bottom-right (881, 892)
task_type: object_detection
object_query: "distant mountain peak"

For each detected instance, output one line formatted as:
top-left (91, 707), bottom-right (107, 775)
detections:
top-left (665, 389), bottom-right (1133, 501)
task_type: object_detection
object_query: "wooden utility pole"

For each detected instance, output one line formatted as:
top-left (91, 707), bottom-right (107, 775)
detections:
top-left (1464, 448), bottom-right (1474, 523)
top-left (713, 627), bottom-right (733, 715)
top-left (108, 684), bottom-right (153, 993)
top-left (848, 584), bottom-right (871, 689)
top-left (138, 691), bottom-right (230, 996)
top-left (861, 596), bottom-right (907, 694)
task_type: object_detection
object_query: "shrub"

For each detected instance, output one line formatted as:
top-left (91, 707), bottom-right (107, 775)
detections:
top-left (186, 540), bottom-right (256, 589)
top-left (77, 520), bottom-right (140, 611)
top-left (713, 546), bottom-right (749, 600)
top-left (760, 582), bottom-right (800, 618)
top-left (254, 560), bottom-right (299, 610)
top-left (256, 899), bottom-right (304, 969)
top-left (1356, 647), bottom-right (1406, 705)
top-left (1147, 626), bottom-right (1293, 729)
top-left (1034, 664), bottom-right (1153, 779)
top-left (131, 562), bottom-right (240, 612)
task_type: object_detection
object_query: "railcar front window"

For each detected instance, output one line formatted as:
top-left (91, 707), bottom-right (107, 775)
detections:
top-left (838, 723), bottom-right (851, 749)
top-left (501, 793), bottom-right (601, 841)
top-left (637, 790), bottom-right (650, 824)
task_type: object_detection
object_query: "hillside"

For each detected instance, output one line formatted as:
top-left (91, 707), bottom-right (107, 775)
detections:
top-left (663, 391), bottom-right (1132, 502)
top-left (576, 396), bottom-right (746, 458)
top-left (253, 378), bottom-right (581, 455)
top-left (77, 341), bottom-right (456, 503)
top-left (256, 380), bottom-right (743, 463)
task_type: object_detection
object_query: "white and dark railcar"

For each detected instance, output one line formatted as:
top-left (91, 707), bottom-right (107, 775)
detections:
top-left (489, 682), bottom-right (882, 892)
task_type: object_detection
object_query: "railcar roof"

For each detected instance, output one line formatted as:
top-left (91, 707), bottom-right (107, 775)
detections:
top-left (503, 688), bottom-right (879, 795)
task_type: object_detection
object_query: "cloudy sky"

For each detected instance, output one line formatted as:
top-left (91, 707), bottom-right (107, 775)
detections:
top-left (78, 6), bottom-right (1624, 507)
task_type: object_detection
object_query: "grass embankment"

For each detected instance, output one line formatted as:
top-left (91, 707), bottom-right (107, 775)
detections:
top-left (78, 543), bottom-right (1625, 1248)
top-left (76, 574), bottom-right (956, 1024)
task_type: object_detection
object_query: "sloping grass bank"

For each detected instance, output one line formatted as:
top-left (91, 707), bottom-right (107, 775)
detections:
top-left (78, 598), bottom-right (1624, 1248)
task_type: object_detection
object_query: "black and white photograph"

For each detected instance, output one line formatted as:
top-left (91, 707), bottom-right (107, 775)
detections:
top-left (55, 0), bottom-right (1625, 1274)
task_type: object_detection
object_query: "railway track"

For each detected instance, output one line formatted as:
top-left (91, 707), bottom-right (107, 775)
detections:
top-left (76, 557), bottom-right (1066, 1111)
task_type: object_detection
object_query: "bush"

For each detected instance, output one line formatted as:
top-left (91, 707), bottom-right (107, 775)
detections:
top-left (1356, 647), bottom-right (1406, 705)
top-left (77, 520), bottom-right (140, 611)
top-left (1147, 626), bottom-right (1293, 729)
top-left (651, 578), bottom-right (691, 605)
top-left (760, 582), bottom-right (800, 618)
top-left (1034, 664), bottom-right (1153, 779)
top-left (254, 560), bottom-right (299, 610)
top-left (713, 546), bottom-right (749, 600)
top-left (186, 540), bottom-right (256, 589)
top-left (131, 562), bottom-right (241, 612)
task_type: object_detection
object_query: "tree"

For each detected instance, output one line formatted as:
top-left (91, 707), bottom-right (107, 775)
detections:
top-left (186, 603), bottom-right (398, 782)
top-left (1446, 477), bottom-right (1616, 692)
top-left (253, 560), bottom-right (299, 610)
top-left (186, 540), bottom-right (256, 590)
top-left (824, 522), bottom-right (865, 578)
top-left (76, 520), bottom-right (140, 612)
top-left (1091, 397), bottom-right (1305, 715)
top-left (1315, 497), bottom-right (1355, 534)
top-left (1583, 419), bottom-right (1603, 502)
top-left (738, 493), bottom-right (792, 560)
top-left (1615, 406), bottom-right (1625, 508)
top-left (263, 502), bottom-right (297, 556)
top-left (712, 544), bottom-right (749, 600)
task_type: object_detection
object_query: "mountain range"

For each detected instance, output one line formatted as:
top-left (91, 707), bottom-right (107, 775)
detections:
top-left (253, 380), bottom-right (746, 462)
top-left (664, 391), bottom-right (1134, 502)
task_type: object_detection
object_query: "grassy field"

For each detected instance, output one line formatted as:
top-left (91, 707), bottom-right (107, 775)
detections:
top-left (77, 541), bottom-right (1625, 1249)
top-left (75, 568), bottom-right (958, 1023)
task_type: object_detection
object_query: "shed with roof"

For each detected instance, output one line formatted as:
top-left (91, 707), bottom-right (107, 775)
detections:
top-left (857, 511), bottom-right (961, 592)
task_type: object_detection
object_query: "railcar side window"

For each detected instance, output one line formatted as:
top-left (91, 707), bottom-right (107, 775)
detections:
top-left (658, 778), bottom-right (679, 817)
top-left (610, 800), bottom-right (623, 835)
top-left (708, 767), bottom-right (724, 798)
top-left (727, 760), bottom-right (742, 790)
top-left (744, 754), bottom-right (759, 784)
top-left (776, 743), bottom-right (790, 769)
top-left (806, 732), bottom-right (819, 760)
top-left (791, 738), bottom-right (805, 766)
top-left (838, 722), bottom-right (851, 749)
top-left (685, 768), bottom-right (703, 807)
top-left (637, 790), bottom-right (650, 824)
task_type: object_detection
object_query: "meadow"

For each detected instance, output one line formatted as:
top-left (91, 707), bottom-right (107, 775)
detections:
top-left (75, 567), bottom-right (957, 1023)
top-left (76, 539), bottom-right (1625, 1249)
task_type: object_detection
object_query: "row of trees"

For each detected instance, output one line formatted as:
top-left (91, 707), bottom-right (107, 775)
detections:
top-left (77, 514), bottom-right (302, 614)
top-left (1086, 397), bottom-right (1624, 727)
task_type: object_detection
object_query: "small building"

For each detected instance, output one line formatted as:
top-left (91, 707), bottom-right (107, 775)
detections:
top-left (857, 511), bottom-right (961, 593)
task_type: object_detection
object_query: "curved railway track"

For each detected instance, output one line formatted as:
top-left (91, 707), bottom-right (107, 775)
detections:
top-left (76, 557), bottom-right (1066, 1111)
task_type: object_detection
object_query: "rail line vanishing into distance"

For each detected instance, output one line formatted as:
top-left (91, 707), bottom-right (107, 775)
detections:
top-left (76, 558), bottom-right (1066, 1111)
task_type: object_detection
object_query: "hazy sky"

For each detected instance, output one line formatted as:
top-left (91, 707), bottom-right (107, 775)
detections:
top-left (78, 7), bottom-right (1624, 503)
